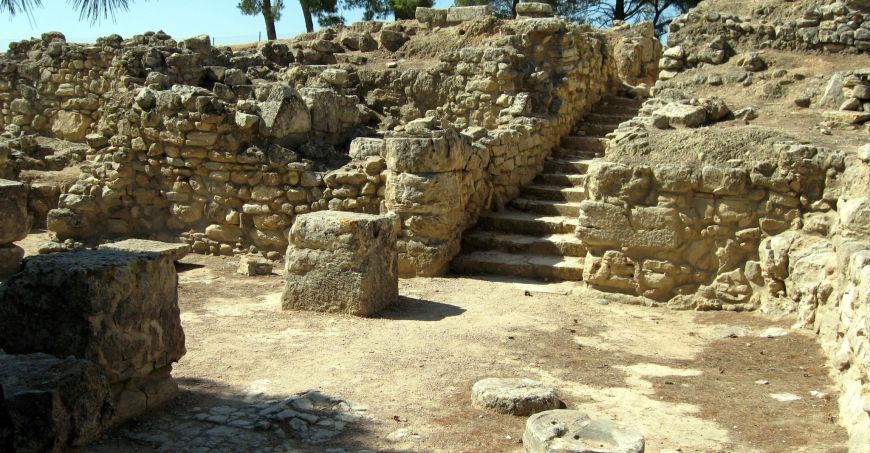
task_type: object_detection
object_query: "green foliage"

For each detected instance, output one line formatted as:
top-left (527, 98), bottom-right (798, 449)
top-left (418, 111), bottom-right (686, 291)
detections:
top-left (453, 0), bottom-right (699, 35)
top-left (2, 0), bottom-right (140, 22)
top-left (237, 0), bottom-right (285, 20)
top-left (391, 0), bottom-right (433, 20)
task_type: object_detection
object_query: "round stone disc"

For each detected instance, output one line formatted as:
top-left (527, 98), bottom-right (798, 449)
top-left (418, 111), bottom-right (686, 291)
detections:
top-left (471, 377), bottom-right (559, 416)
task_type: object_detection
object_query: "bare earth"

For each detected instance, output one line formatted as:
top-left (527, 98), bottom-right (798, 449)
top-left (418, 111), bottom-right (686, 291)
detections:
top-left (13, 234), bottom-right (847, 452)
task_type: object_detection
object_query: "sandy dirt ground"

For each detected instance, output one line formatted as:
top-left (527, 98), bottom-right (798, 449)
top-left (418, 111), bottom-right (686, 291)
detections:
top-left (11, 233), bottom-right (846, 453)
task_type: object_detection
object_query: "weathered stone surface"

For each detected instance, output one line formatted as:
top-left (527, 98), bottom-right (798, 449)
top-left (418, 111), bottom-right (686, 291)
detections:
top-left (0, 180), bottom-right (29, 245)
top-left (258, 86), bottom-right (312, 138)
top-left (0, 353), bottom-right (112, 451)
top-left (384, 130), bottom-right (471, 173)
top-left (238, 255), bottom-right (274, 276)
top-left (282, 211), bottom-right (398, 316)
top-left (523, 410), bottom-right (645, 453)
top-left (98, 239), bottom-right (191, 262)
top-left (471, 378), bottom-right (559, 415)
top-left (51, 111), bottom-right (91, 141)
top-left (516, 2), bottom-right (554, 17)
top-left (0, 250), bottom-right (185, 395)
top-left (651, 103), bottom-right (707, 128)
top-left (0, 244), bottom-right (25, 277)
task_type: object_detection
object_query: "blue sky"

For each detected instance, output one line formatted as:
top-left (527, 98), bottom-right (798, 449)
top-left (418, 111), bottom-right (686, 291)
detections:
top-left (1, 0), bottom-right (452, 49)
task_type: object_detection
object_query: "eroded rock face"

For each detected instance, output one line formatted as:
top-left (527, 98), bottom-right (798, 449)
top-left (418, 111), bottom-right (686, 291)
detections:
top-left (471, 378), bottom-right (559, 416)
top-left (282, 211), bottom-right (398, 316)
top-left (0, 352), bottom-right (112, 452)
top-left (0, 250), bottom-right (185, 423)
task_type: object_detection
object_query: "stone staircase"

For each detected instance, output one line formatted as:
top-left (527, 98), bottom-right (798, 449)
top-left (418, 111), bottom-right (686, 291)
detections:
top-left (452, 96), bottom-right (642, 281)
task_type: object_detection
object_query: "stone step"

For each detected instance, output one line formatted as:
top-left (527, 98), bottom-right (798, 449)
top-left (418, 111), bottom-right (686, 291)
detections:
top-left (451, 251), bottom-right (584, 281)
top-left (534, 172), bottom-right (586, 186)
top-left (551, 147), bottom-right (600, 159)
top-left (510, 198), bottom-right (583, 216)
top-left (602, 96), bottom-right (641, 107)
top-left (476, 210), bottom-right (578, 235)
top-left (584, 113), bottom-right (635, 124)
top-left (576, 123), bottom-right (621, 137)
top-left (462, 231), bottom-right (587, 257)
top-left (543, 158), bottom-right (591, 174)
top-left (522, 184), bottom-right (586, 202)
top-left (559, 136), bottom-right (606, 152)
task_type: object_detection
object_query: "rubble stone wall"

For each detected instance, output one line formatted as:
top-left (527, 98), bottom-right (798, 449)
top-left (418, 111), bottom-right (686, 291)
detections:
top-left (662, 1), bottom-right (870, 75)
top-left (0, 17), bottom-right (660, 268)
top-left (577, 144), bottom-right (844, 307)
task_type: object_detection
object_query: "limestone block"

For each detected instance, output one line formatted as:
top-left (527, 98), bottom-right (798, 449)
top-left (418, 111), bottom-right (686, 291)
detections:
top-left (523, 410), bottom-right (645, 453)
top-left (238, 255), bottom-right (274, 276)
top-left (0, 244), bottom-right (24, 277)
top-left (98, 239), bottom-right (191, 262)
top-left (583, 250), bottom-right (638, 292)
top-left (446, 5), bottom-right (491, 23)
top-left (651, 103), bottom-right (707, 128)
top-left (838, 197), bottom-right (870, 239)
top-left (47, 208), bottom-right (92, 241)
top-left (515, 2), bottom-right (553, 17)
top-left (0, 353), bottom-right (111, 451)
top-left (700, 166), bottom-right (748, 195)
top-left (399, 238), bottom-right (460, 277)
top-left (576, 201), bottom-right (681, 250)
top-left (0, 179), bottom-right (29, 245)
top-left (349, 137), bottom-right (385, 159)
top-left (471, 378), bottom-right (559, 415)
top-left (415, 7), bottom-right (448, 26)
top-left (653, 164), bottom-right (698, 193)
top-left (51, 110), bottom-right (91, 141)
top-left (585, 161), bottom-right (651, 203)
top-left (258, 86), bottom-right (312, 138)
top-left (385, 171), bottom-right (465, 216)
top-left (282, 211), bottom-right (398, 316)
top-left (0, 250), bottom-right (186, 387)
top-left (384, 129), bottom-right (471, 173)
top-left (379, 29), bottom-right (407, 52)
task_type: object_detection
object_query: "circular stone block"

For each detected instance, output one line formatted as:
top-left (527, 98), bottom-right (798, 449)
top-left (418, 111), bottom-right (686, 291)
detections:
top-left (523, 410), bottom-right (645, 453)
top-left (471, 378), bottom-right (559, 415)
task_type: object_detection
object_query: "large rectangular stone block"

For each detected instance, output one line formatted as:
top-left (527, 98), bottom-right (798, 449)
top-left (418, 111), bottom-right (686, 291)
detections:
top-left (282, 211), bottom-right (398, 316)
top-left (0, 352), bottom-right (111, 451)
top-left (0, 179), bottom-right (29, 245)
top-left (0, 250), bottom-right (186, 422)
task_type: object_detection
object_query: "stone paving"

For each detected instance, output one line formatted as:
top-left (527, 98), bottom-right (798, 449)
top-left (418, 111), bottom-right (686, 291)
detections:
top-left (95, 390), bottom-right (375, 453)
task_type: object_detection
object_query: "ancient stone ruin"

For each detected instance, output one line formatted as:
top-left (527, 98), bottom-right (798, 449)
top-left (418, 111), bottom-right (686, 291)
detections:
top-left (0, 0), bottom-right (869, 451)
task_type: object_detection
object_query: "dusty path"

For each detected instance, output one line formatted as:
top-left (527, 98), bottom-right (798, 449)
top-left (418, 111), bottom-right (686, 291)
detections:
top-left (14, 235), bottom-right (846, 452)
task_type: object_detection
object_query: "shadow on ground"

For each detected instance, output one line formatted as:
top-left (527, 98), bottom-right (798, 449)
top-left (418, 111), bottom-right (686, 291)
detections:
top-left (85, 376), bottom-right (414, 453)
top-left (375, 296), bottom-right (466, 321)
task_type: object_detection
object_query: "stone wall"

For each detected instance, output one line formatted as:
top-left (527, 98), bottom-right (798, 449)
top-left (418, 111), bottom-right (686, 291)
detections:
top-left (662, 1), bottom-right (870, 76)
top-left (576, 143), bottom-right (843, 307)
top-left (0, 15), bottom-right (660, 269)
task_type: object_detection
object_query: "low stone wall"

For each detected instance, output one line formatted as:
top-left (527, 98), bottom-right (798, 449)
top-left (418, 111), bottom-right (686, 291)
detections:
top-left (663, 1), bottom-right (870, 75)
top-left (577, 143), bottom-right (844, 307)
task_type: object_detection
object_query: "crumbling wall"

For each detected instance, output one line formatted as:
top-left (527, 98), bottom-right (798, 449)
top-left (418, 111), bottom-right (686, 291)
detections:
top-left (576, 143), bottom-right (843, 306)
top-left (0, 14), bottom-right (660, 267)
top-left (662, 1), bottom-right (870, 76)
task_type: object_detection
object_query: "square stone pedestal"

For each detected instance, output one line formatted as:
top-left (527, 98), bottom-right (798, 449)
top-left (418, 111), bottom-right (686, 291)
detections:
top-left (282, 211), bottom-right (398, 316)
